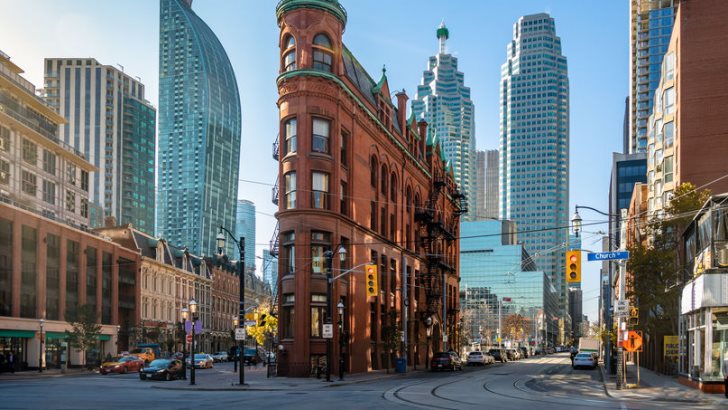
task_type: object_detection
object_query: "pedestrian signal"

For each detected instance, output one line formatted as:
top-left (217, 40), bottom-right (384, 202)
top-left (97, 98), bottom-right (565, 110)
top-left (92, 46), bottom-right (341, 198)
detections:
top-left (566, 250), bottom-right (581, 283)
top-left (365, 264), bottom-right (378, 297)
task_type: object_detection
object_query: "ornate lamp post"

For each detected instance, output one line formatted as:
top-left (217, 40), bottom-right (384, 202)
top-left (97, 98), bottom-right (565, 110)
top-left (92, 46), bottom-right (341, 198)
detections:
top-left (337, 299), bottom-right (345, 381)
top-left (189, 300), bottom-right (198, 385)
top-left (425, 316), bottom-right (433, 370)
top-left (217, 227), bottom-right (246, 386)
top-left (180, 307), bottom-right (189, 380)
top-left (38, 318), bottom-right (44, 372)
top-left (324, 245), bottom-right (347, 382)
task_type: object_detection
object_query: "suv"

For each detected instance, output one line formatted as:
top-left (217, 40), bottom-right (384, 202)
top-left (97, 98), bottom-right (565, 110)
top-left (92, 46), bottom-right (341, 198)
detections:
top-left (505, 348), bottom-right (520, 361)
top-left (488, 348), bottom-right (507, 363)
top-left (431, 351), bottom-right (463, 371)
top-left (519, 347), bottom-right (529, 358)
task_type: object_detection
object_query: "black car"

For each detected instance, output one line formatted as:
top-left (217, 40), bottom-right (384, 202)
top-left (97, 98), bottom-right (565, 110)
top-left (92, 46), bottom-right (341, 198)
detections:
top-left (519, 347), bottom-right (529, 358)
top-left (139, 359), bottom-right (184, 381)
top-left (488, 349), bottom-right (507, 363)
top-left (431, 351), bottom-right (463, 371)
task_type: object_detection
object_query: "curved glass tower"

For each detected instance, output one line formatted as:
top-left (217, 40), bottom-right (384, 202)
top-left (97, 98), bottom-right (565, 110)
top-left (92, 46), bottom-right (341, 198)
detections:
top-left (158, 0), bottom-right (241, 256)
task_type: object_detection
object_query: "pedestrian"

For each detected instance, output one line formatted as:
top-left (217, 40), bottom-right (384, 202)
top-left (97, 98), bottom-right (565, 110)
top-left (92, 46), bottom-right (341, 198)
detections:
top-left (722, 350), bottom-right (728, 399)
top-left (8, 352), bottom-right (15, 374)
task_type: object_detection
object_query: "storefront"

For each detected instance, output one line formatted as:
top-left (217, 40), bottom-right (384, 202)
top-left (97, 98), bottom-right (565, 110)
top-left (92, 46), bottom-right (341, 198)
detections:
top-left (0, 330), bottom-right (33, 372)
top-left (680, 271), bottom-right (728, 392)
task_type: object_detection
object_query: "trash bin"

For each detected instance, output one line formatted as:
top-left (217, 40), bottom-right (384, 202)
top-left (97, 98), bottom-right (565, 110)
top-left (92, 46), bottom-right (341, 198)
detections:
top-left (395, 358), bottom-right (407, 373)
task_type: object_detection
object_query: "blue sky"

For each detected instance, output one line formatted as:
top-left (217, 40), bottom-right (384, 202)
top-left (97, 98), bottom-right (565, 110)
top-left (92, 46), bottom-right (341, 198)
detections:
top-left (0, 0), bottom-right (628, 323)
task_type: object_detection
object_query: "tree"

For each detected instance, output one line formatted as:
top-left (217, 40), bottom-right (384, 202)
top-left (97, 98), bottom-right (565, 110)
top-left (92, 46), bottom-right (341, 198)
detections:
top-left (247, 304), bottom-right (278, 346)
top-left (65, 304), bottom-right (102, 369)
top-left (503, 314), bottom-right (527, 342)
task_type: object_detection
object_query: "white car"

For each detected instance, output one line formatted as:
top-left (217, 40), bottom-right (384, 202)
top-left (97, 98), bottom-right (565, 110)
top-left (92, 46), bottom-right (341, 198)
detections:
top-left (467, 351), bottom-right (492, 366)
top-left (186, 353), bottom-right (214, 369)
top-left (572, 352), bottom-right (597, 369)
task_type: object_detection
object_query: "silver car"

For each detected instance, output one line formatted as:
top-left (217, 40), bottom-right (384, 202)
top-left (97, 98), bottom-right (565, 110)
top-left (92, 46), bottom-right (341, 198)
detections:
top-left (467, 351), bottom-right (492, 366)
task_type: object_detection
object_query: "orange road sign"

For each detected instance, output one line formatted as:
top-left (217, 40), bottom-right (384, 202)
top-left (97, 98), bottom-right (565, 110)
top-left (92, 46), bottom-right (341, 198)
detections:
top-left (623, 330), bottom-right (643, 352)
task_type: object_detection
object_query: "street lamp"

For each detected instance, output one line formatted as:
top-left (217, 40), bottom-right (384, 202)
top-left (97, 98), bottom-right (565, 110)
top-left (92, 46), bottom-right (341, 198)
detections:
top-left (189, 300), bottom-right (198, 385)
top-left (217, 226), bottom-right (247, 386)
top-left (337, 299), bottom-right (345, 381)
top-left (180, 307), bottom-right (189, 380)
top-left (424, 316), bottom-right (433, 370)
top-left (324, 245), bottom-right (347, 382)
top-left (38, 318), bottom-right (44, 373)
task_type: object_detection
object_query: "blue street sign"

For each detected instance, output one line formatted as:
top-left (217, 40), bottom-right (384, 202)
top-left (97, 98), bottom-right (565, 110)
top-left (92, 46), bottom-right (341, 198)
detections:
top-left (185, 320), bottom-right (203, 334)
top-left (587, 251), bottom-right (629, 262)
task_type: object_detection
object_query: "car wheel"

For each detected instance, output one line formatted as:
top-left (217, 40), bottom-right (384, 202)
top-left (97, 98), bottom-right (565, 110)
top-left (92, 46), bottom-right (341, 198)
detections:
top-left (140, 373), bottom-right (146, 380)
top-left (165, 372), bottom-right (172, 381)
top-left (122, 367), bottom-right (128, 374)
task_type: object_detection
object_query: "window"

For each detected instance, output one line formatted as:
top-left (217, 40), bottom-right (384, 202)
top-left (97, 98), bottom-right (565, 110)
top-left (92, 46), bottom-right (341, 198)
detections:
top-left (283, 232), bottom-right (295, 274)
top-left (284, 172), bottom-right (296, 209)
top-left (370, 156), bottom-right (378, 187)
top-left (81, 170), bottom-right (89, 192)
top-left (312, 33), bottom-right (333, 72)
top-left (310, 231), bottom-right (330, 274)
top-left (67, 164), bottom-right (77, 185)
top-left (41, 150), bottom-right (56, 175)
top-left (81, 198), bottom-right (89, 218)
top-left (66, 190), bottom-right (76, 212)
top-left (0, 159), bottom-right (9, 185)
top-left (664, 121), bottom-right (674, 148)
top-left (380, 165), bottom-right (388, 195)
top-left (284, 118), bottom-right (297, 154)
top-left (311, 306), bottom-right (324, 337)
top-left (0, 126), bottom-right (9, 152)
top-left (664, 156), bottom-right (674, 183)
top-left (390, 173), bottom-right (397, 201)
top-left (370, 201), bottom-right (377, 230)
top-left (340, 181), bottom-right (348, 216)
top-left (22, 139), bottom-right (37, 165)
top-left (21, 170), bottom-right (37, 196)
top-left (282, 35), bottom-right (296, 72)
top-left (282, 303), bottom-right (294, 339)
top-left (42, 180), bottom-right (55, 204)
top-left (664, 87), bottom-right (675, 114)
top-left (654, 119), bottom-right (663, 145)
top-left (340, 130), bottom-right (349, 166)
top-left (312, 118), bottom-right (330, 154)
top-left (665, 52), bottom-right (675, 81)
top-left (311, 171), bottom-right (329, 209)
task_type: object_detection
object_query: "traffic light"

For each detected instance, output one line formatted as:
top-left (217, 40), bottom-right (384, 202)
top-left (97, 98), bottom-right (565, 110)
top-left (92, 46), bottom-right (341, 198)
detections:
top-left (566, 250), bottom-right (581, 283)
top-left (258, 313), bottom-right (267, 327)
top-left (365, 263), bottom-right (378, 297)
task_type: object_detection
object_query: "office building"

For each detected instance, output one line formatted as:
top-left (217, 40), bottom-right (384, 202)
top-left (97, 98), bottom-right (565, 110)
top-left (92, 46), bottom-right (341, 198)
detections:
top-left (235, 200), bottom-right (256, 275)
top-left (629, 0), bottom-right (676, 154)
top-left (275, 0), bottom-right (463, 376)
top-left (608, 152), bottom-right (647, 248)
top-left (412, 22), bottom-right (476, 218)
top-left (474, 149), bottom-right (498, 220)
top-left (499, 13), bottom-right (570, 320)
top-left (44, 58), bottom-right (156, 234)
top-left (262, 249), bottom-right (279, 296)
top-left (158, 0), bottom-right (241, 256)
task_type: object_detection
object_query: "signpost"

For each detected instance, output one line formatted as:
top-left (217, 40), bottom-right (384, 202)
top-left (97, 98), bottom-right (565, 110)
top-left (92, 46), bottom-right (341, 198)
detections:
top-left (234, 328), bottom-right (246, 341)
top-left (323, 324), bottom-right (333, 339)
top-left (623, 330), bottom-right (643, 352)
top-left (587, 251), bottom-right (629, 262)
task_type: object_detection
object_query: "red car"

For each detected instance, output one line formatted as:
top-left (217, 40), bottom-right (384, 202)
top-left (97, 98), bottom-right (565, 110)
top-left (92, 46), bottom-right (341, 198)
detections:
top-left (100, 355), bottom-right (145, 375)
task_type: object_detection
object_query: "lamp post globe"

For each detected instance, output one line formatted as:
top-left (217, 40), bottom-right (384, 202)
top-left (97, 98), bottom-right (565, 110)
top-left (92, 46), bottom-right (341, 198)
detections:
top-left (188, 300), bottom-right (198, 385)
top-left (571, 210), bottom-right (582, 237)
top-left (216, 232), bottom-right (226, 253)
top-left (180, 307), bottom-right (189, 380)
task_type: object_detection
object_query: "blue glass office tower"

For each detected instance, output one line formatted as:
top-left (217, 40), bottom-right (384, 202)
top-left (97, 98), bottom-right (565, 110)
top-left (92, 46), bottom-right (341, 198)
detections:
top-left (158, 0), bottom-right (241, 256)
top-left (460, 221), bottom-right (558, 348)
top-left (235, 200), bottom-right (256, 275)
top-left (629, 0), bottom-right (675, 153)
top-left (262, 249), bottom-right (279, 296)
top-left (499, 14), bottom-right (569, 318)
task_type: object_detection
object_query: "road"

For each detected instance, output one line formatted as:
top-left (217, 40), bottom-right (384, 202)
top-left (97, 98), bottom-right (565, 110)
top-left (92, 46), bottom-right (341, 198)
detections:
top-left (0, 354), bottom-right (722, 409)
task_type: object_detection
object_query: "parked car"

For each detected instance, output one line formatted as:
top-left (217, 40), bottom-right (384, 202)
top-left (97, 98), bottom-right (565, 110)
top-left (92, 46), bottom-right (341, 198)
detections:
top-left (505, 348), bottom-right (520, 361)
top-left (488, 348), bottom-right (507, 363)
top-left (211, 352), bottom-right (229, 362)
top-left (243, 348), bottom-right (260, 365)
top-left (519, 347), bottom-right (530, 359)
top-left (139, 359), bottom-right (184, 381)
top-left (431, 351), bottom-right (463, 371)
top-left (186, 353), bottom-right (214, 369)
top-left (467, 351), bottom-right (488, 366)
top-left (546, 346), bottom-right (555, 354)
top-left (100, 355), bottom-right (145, 375)
top-left (572, 353), bottom-right (597, 370)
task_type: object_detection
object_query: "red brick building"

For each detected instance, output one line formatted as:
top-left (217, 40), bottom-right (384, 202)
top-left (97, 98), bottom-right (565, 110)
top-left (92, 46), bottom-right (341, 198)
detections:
top-left (273, 0), bottom-right (464, 376)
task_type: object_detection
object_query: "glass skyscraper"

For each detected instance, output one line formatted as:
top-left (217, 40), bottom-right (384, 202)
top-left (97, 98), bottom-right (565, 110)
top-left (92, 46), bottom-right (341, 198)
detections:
top-left (158, 0), bottom-right (241, 256)
top-left (499, 13), bottom-right (569, 317)
top-left (629, 0), bottom-right (675, 154)
top-left (262, 249), bottom-right (279, 296)
top-left (44, 58), bottom-right (156, 234)
top-left (412, 22), bottom-right (476, 218)
top-left (475, 149), bottom-right (498, 220)
top-left (235, 199), bottom-right (256, 275)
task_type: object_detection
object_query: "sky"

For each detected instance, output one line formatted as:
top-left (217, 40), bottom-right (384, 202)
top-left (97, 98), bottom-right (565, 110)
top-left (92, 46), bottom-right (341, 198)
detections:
top-left (0, 0), bottom-right (628, 324)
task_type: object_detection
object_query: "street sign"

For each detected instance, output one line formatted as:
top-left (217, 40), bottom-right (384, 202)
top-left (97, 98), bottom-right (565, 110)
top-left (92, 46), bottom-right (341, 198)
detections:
top-left (623, 330), bottom-right (643, 352)
top-left (244, 320), bottom-right (257, 327)
top-left (186, 334), bottom-right (192, 343)
top-left (443, 335), bottom-right (448, 343)
top-left (322, 324), bottom-right (333, 339)
top-left (587, 251), bottom-right (629, 262)
top-left (185, 320), bottom-right (203, 334)
top-left (234, 328), bottom-right (246, 341)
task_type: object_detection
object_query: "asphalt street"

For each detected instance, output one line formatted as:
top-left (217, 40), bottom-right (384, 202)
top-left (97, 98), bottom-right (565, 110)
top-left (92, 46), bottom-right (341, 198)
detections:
top-left (0, 354), bottom-right (723, 409)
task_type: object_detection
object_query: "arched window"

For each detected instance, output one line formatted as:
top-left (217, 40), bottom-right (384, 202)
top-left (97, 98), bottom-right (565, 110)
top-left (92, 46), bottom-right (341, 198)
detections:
top-left (390, 173), bottom-right (397, 202)
top-left (282, 34), bottom-right (296, 72)
top-left (312, 33), bottom-right (333, 72)
top-left (370, 156), bottom-right (378, 188)
top-left (405, 187), bottom-right (412, 214)
top-left (381, 164), bottom-right (388, 195)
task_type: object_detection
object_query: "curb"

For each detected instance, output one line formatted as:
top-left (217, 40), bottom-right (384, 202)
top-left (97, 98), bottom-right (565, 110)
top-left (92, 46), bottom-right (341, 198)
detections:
top-left (597, 364), bottom-right (613, 398)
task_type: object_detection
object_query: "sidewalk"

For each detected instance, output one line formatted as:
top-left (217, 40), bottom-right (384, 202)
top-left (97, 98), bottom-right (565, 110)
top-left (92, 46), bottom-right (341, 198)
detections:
top-left (0, 367), bottom-right (98, 381)
top-left (151, 364), bottom-right (424, 391)
top-left (599, 362), bottom-right (725, 406)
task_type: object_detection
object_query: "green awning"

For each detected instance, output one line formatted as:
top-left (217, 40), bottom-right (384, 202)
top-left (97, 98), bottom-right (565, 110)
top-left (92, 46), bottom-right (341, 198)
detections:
top-left (45, 332), bottom-right (68, 340)
top-left (98, 334), bottom-right (111, 341)
top-left (0, 329), bottom-right (36, 338)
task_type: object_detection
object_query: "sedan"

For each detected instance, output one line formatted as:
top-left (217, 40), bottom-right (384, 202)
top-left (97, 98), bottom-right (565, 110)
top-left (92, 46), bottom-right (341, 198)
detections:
top-left (431, 351), bottom-right (463, 371)
top-left (488, 349), bottom-right (507, 363)
top-left (467, 351), bottom-right (487, 366)
top-left (211, 352), bottom-right (229, 362)
top-left (139, 359), bottom-right (184, 381)
top-left (100, 355), bottom-right (145, 375)
top-left (572, 353), bottom-right (597, 370)
top-left (186, 354), bottom-right (214, 369)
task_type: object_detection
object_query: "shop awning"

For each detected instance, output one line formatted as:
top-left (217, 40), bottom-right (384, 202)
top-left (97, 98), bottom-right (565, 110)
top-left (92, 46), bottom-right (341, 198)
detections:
top-left (45, 332), bottom-right (111, 341)
top-left (98, 334), bottom-right (111, 341)
top-left (0, 329), bottom-right (36, 338)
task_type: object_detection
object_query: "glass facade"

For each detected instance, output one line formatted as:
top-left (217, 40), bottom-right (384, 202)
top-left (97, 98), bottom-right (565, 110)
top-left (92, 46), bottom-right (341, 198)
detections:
top-left (412, 23), bottom-right (476, 218)
top-left (235, 200), bottom-right (256, 274)
top-left (499, 14), bottom-right (570, 315)
top-left (158, 0), bottom-right (241, 256)
top-left (460, 221), bottom-right (559, 348)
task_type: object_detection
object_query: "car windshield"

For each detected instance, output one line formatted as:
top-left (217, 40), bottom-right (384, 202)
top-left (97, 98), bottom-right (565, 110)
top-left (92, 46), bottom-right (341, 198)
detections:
top-left (119, 357), bottom-right (136, 362)
top-left (149, 359), bottom-right (170, 367)
top-left (576, 353), bottom-right (592, 358)
top-left (193, 354), bottom-right (208, 360)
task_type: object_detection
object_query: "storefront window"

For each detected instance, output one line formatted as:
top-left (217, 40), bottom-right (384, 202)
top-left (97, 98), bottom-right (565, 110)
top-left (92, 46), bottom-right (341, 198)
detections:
top-left (712, 309), bottom-right (728, 379)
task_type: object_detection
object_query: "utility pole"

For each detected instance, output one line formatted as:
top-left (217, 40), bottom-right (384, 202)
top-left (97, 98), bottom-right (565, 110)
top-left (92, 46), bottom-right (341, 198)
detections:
top-left (616, 259), bottom-right (626, 390)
